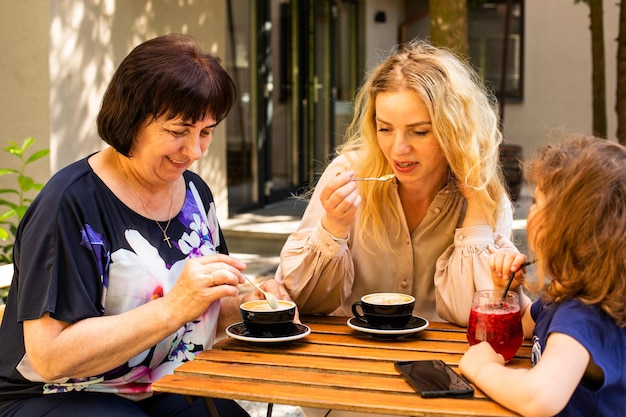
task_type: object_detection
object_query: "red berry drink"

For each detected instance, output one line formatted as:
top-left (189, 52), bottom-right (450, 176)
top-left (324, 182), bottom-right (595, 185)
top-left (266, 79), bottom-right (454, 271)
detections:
top-left (467, 291), bottom-right (523, 362)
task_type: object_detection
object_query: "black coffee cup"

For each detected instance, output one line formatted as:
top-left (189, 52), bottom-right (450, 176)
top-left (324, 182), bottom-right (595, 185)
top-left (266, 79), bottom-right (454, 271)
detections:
top-left (240, 299), bottom-right (296, 336)
top-left (351, 292), bottom-right (415, 329)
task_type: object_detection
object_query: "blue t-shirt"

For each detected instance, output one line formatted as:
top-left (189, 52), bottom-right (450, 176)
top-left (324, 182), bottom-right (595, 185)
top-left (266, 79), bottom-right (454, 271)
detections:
top-left (531, 298), bottom-right (626, 416)
top-left (0, 156), bottom-right (228, 403)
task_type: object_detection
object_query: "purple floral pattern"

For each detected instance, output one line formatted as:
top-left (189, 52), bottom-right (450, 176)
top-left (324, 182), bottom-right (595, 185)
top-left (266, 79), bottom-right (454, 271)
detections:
top-left (42, 180), bottom-right (220, 397)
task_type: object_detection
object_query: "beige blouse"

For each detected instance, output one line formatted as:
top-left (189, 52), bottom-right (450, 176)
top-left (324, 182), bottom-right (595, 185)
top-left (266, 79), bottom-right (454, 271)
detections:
top-left (275, 154), bottom-right (529, 326)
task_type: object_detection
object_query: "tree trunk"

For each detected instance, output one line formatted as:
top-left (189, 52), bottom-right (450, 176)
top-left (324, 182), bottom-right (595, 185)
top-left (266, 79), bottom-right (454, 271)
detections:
top-left (429, 0), bottom-right (469, 57)
top-left (617, 0), bottom-right (626, 144)
top-left (589, 0), bottom-right (607, 138)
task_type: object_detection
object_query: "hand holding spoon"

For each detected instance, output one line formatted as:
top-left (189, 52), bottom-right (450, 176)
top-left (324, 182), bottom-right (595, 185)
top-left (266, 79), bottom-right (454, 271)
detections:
top-left (244, 275), bottom-right (279, 310)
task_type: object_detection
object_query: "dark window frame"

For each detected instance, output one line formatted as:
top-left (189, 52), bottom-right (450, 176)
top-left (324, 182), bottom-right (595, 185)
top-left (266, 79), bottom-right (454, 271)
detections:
top-left (468, 0), bottom-right (524, 102)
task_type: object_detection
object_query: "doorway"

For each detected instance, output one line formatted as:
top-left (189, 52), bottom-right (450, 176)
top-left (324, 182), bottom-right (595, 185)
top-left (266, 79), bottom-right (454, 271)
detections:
top-left (225, 0), bottom-right (361, 214)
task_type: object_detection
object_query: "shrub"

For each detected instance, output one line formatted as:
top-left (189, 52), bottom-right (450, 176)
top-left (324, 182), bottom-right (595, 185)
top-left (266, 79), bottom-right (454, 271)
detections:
top-left (0, 137), bottom-right (49, 264)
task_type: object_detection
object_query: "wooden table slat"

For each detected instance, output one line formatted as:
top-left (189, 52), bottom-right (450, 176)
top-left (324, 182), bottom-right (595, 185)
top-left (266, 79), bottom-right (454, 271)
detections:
top-left (154, 374), bottom-right (519, 417)
top-left (173, 357), bottom-right (493, 400)
top-left (189, 349), bottom-right (455, 375)
top-left (309, 320), bottom-right (532, 348)
top-left (211, 336), bottom-right (531, 366)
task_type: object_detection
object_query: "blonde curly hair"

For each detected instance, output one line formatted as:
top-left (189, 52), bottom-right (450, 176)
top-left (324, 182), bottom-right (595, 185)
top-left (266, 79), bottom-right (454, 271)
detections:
top-left (337, 40), bottom-right (507, 252)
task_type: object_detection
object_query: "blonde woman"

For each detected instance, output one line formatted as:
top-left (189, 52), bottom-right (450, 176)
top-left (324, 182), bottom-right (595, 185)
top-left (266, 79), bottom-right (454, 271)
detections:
top-left (276, 40), bottom-right (530, 329)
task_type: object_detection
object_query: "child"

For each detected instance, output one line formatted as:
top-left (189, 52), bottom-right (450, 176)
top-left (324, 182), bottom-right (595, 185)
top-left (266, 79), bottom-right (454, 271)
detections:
top-left (459, 134), bottom-right (626, 416)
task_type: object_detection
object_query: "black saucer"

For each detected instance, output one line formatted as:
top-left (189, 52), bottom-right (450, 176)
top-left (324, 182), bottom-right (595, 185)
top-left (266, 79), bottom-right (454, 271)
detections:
top-left (226, 322), bottom-right (311, 343)
top-left (347, 315), bottom-right (429, 336)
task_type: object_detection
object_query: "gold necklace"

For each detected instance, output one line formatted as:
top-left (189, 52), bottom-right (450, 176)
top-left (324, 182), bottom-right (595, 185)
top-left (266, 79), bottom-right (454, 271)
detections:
top-left (117, 153), bottom-right (175, 248)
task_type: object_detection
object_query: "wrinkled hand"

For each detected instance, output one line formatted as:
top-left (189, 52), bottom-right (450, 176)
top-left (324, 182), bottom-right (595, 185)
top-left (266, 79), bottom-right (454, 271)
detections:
top-left (165, 254), bottom-right (246, 323)
top-left (242, 279), bottom-right (301, 323)
top-left (489, 251), bottom-right (528, 290)
top-left (320, 171), bottom-right (360, 239)
top-left (459, 341), bottom-right (505, 383)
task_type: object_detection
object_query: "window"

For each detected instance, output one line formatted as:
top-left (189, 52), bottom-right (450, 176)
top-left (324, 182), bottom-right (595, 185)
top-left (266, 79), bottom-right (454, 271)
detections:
top-left (469, 0), bottom-right (524, 101)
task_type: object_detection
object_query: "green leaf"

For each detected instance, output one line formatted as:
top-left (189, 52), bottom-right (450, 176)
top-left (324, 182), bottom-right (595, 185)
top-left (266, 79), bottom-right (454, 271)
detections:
top-left (0, 200), bottom-right (17, 209)
top-left (18, 175), bottom-right (35, 191)
top-left (0, 169), bottom-right (20, 176)
top-left (0, 190), bottom-right (20, 196)
top-left (0, 228), bottom-right (9, 240)
top-left (4, 146), bottom-right (22, 157)
top-left (14, 206), bottom-right (27, 219)
top-left (21, 137), bottom-right (35, 151)
top-left (0, 209), bottom-right (17, 221)
top-left (25, 149), bottom-right (50, 164)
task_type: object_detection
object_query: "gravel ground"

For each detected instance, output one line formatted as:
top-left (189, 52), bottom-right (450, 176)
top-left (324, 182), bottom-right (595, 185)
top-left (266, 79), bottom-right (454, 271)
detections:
top-left (237, 401), bottom-right (305, 417)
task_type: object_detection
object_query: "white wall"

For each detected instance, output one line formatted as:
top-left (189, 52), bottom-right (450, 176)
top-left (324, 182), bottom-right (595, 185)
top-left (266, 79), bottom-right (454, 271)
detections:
top-left (363, 0), bottom-right (405, 71)
top-left (504, 0), bottom-right (619, 155)
top-left (0, 1), bottom-right (50, 188)
top-left (1, 0), bottom-right (230, 220)
top-left (0, 0), bottom-right (228, 221)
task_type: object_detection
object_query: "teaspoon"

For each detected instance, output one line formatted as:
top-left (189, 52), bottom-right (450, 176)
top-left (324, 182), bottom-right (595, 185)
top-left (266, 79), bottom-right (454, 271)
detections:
top-left (353, 173), bottom-right (395, 182)
top-left (244, 275), bottom-right (279, 310)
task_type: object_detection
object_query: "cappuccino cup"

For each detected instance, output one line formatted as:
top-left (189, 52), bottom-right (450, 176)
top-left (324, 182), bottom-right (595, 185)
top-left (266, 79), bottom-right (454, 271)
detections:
top-left (351, 292), bottom-right (415, 329)
top-left (240, 299), bottom-right (296, 336)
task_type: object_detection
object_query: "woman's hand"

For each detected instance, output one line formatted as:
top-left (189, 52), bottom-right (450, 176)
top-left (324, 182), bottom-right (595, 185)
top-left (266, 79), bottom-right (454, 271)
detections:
top-left (242, 278), bottom-right (301, 323)
top-left (320, 171), bottom-right (360, 239)
top-left (488, 251), bottom-right (528, 290)
top-left (165, 254), bottom-right (246, 323)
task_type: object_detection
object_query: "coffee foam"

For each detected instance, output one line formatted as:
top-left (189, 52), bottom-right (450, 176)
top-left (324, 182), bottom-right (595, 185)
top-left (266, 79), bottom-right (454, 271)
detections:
top-left (241, 300), bottom-right (295, 311)
top-left (363, 293), bottom-right (414, 305)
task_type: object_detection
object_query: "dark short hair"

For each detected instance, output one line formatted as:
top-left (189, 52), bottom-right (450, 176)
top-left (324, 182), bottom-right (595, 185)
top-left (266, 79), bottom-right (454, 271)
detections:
top-left (97, 33), bottom-right (236, 156)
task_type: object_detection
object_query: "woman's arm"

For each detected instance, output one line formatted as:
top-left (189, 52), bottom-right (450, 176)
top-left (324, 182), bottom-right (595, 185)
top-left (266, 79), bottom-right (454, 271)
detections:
top-left (276, 219), bottom-right (355, 314)
top-left (435, 196), bottom-right (531, 325)
top-left (23, 254), bottom-right (244, 380)
top-left (276, 157), bottom-right (358, 314)
top-left (459, 333), bottom-right (588, 417)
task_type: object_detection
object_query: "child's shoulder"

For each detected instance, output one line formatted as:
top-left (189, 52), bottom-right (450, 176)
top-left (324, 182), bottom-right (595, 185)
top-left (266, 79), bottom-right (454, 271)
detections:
top-left (539, 298), bottom-right (624, 340)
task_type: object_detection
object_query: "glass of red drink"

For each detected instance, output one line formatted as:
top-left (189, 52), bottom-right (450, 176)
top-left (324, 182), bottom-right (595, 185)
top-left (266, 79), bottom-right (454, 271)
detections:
top-left (466, 290), bottom-right (523, 362)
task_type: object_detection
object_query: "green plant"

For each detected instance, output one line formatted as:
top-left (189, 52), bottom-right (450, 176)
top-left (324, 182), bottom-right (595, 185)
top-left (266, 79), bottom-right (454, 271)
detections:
top-left (0, 137), bottom-right (49, 264)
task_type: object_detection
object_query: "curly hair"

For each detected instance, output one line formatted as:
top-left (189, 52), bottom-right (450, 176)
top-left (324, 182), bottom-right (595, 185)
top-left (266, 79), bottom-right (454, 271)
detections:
top-left (337, 40), bottom-right (506, 251)
top-left (525, 133), bottom-right (626, 326)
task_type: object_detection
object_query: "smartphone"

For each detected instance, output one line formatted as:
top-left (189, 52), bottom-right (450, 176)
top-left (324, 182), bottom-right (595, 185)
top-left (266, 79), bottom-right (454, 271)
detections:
top-left (394, 359), bottom-right (474, 398)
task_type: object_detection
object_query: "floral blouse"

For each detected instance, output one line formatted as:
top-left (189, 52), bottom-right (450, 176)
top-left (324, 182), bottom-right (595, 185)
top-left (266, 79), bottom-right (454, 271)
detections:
top-left (0, 155), bottom-right (227, 403)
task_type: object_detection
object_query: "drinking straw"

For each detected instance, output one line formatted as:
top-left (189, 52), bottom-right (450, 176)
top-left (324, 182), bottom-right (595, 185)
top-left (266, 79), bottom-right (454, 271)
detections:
top-left (500, 259), bottom-right (537, 305)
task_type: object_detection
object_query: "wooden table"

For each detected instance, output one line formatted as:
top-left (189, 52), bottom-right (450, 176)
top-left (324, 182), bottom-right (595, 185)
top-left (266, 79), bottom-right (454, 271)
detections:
top-left (153, 315), bottom-right (531, 417)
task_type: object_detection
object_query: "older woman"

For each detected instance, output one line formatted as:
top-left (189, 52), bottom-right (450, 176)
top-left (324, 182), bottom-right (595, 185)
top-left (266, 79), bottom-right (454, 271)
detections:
top-left (0, 34), bottom-right (288, 417)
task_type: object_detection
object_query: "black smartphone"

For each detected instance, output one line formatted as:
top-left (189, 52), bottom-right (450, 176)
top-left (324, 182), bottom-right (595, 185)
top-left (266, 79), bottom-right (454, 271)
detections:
top-left (394, 359), bottom-right (474, 398)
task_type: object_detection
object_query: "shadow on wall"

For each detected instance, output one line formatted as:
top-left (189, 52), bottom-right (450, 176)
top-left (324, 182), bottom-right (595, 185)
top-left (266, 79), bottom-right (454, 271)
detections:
top-left (49, 0), bottom-right (226, 173)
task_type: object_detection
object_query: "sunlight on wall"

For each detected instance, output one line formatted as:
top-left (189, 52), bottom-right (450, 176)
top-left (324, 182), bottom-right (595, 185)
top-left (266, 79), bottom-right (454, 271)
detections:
top-left (48, 0), bottom-right (229, 219)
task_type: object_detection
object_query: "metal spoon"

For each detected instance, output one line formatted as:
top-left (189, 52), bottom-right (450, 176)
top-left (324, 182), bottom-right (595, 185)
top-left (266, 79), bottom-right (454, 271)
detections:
top-left (353, 173), bottom-right (395, 182)
top-left (244, 275), bottom-right (279, 310)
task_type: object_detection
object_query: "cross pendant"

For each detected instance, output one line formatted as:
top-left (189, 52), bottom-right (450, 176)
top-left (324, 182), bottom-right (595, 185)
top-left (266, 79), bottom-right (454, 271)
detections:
top-left (163, 234), bottom-right (172, 248)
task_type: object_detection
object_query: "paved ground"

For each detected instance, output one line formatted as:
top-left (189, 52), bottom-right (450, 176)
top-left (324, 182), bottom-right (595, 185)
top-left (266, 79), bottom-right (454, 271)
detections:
top-left (237, 401), bottom-right (305, 417)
